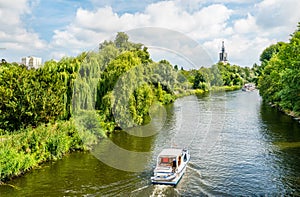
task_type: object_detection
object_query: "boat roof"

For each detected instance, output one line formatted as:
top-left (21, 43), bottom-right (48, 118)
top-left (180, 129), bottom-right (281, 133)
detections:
top-left (158, 148), bottom-right (183, 157)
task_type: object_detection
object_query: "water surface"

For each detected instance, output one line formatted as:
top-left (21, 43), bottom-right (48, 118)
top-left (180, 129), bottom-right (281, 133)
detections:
top-left (1, 90), bottom-right (300, 196)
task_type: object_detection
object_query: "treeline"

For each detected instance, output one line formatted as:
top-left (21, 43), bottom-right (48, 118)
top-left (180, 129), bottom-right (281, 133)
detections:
top-left (0, 32), bottom-right (258, 134)
top-left (0, 32), bottom-right (257, 181)
top-left (69, 32), bottom-right (179, 132)
top-left (257, 22), bottom-right (300, 117)
top-left (0, 57), bottom-right (85, 181)
top-left (0, 33), bottom-right (179, 181)
top-left (0, 33), bottom-right (179, 134)
top-left (178, 62), bottom-right (256, 92)
top-left (0, 56), bottom-right (81, 132)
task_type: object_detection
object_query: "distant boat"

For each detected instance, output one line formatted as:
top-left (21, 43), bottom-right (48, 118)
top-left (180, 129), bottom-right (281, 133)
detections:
top-left (242, 83), bottom-right (256, 91)
top-left (151, 148), bottom-right (190, 185)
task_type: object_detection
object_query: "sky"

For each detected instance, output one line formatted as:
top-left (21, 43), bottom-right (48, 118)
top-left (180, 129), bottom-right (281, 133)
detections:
top-left (0, 0), bottom-right (300, 67)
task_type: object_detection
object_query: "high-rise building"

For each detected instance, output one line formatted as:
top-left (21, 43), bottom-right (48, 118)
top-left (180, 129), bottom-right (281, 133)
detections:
top-left (219, 41), bottom-right (228, 64)
top-left (21, 56), bottom-right (42, 69)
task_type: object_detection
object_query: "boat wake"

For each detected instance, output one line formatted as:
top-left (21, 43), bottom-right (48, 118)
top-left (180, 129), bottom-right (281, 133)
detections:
top-left (131, 185), bottom-right (150, 194)
top-left (130, 183), bottom-right (177, 197)
top-left (150, 185), bottom-right (172, 197)
top-left (187, 163), bottom-right (202, 178)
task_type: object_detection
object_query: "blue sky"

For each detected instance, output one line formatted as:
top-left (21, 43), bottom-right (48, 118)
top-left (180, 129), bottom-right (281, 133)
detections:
top-left (0, 0), bottom-right (300, 67)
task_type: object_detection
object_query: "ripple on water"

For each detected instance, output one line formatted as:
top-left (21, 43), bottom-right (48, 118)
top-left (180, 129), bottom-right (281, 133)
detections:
top-left (1, 91), bottom-right (300, 196)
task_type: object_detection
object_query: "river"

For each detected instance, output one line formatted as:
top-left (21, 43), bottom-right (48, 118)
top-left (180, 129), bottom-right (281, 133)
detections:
top-left (1, 90), bottom-right (300, 196)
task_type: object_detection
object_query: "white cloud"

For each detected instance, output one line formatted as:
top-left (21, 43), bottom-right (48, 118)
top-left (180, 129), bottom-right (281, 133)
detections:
top-left (233, 13), bottom-right (259, 34)
top-left (75, 7), bottom-right (120, 32)
top-left (0, 0), bottom-right (46, 62)
top-left (255, 0), bottom-right (300, 37)
top-left (203, 34), bottom-right (277, 66)
top-left (1, 0), bottom-right (299, 66)
top-left (127, 27), bottom-right (214, 68)
top-left (255, 0), bottom-right (300, 27)
top-left (227, 35), bottom-right (274, 65)
top-left (0, 0), bottom-right (29, 34)
top-left (49, 2), bottom-right (233, 63)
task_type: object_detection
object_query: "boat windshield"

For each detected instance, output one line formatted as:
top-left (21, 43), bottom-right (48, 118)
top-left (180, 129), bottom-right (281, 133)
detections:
top-left (159, 157), bottom-right (175, 166)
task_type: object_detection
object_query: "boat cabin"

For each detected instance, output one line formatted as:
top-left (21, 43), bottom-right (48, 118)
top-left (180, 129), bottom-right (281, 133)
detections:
top-left (151, 148), bottom-right (190, 185)
top-left (157, 148), bottom-right (186, 169)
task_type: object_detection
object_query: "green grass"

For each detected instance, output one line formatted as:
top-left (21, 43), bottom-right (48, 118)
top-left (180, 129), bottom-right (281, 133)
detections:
top-left (210, 85), bottom-right (242, 92)
top-left (175, 85), bottom-right (241, 98)
top-left (0, 119), bottom-right (100, 182)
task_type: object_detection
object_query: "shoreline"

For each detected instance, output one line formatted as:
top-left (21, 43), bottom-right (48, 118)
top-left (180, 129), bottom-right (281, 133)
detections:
top-left (0, 120), bottom-right (96, 183)
top-left (175, 85), bottom-right (242, 98)
top-left (269, 102), bottom-right (300, 124)
top-left (0, 85), bottom-right (241, 183)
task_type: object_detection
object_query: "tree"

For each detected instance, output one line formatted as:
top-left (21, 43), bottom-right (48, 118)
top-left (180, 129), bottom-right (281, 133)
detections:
top-left (210, 64), bottom-right (223, 86)
top-left (0, 64), bottom-right (67, 131)
top-left (174, 65), bottom-right (178, 71)
top-left (258, 22), bottom-right (300, 116)
top-left (114, 32), bottom-right (129, 49)
top-left (193, 70), bottom-right (205, 89)
top-left (259, 42), bottom-right (285, 63)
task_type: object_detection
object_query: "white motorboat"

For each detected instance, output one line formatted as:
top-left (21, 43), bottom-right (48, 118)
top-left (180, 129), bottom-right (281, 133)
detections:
top-left (151, 148), bottom-right (190, 185)
top-left (242, 83), bottom-right (256, 91)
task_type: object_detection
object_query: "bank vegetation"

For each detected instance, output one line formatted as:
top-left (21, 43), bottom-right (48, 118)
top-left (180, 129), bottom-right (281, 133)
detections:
top-left (0, 32), bottom-right (256, 182)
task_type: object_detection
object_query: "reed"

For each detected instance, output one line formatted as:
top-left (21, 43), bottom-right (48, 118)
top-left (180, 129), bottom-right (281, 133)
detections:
top-left (210, 85), bottom-right (242, 92)
top-left (0, 119), bottom-right (97, 182)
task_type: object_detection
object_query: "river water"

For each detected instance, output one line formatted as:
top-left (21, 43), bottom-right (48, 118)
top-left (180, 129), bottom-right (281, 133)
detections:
top-left (1, 90), bottom-right (300, 196)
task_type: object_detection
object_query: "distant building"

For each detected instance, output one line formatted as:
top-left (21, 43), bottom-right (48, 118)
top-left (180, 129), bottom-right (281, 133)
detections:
top-left (219, 41), bottom-right (228, 64)
top-left (21, 56), bottom-right (42, 69)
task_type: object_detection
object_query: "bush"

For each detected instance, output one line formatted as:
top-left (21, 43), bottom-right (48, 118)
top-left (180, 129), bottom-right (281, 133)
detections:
top-left (162, 93), bottom-right (175, 104)
top-left (0, 119), bottom-right (96, 181)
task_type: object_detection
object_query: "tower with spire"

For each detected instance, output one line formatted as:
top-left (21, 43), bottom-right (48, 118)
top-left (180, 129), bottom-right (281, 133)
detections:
top-left (219, 41), bottom-right (228, 64)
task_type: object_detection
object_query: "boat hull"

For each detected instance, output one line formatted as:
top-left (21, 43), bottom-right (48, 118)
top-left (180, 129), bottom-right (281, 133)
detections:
top-left (151, 167), bottom-right (187, 185)
top-left (151, 149), bottom-right (190, 186)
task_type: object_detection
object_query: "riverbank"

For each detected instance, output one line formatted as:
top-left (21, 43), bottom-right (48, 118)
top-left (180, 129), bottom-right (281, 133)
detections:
top-left (2, 90), bottom-right (299, 196)
top-left (175, 85), bottom-right (242, 98)
top-left (211, 85), bottom-right (242, 92)
top-left (0, 119), bottom-right (99, 182)
top-left (0, 85), bottom-right (243, 183)
top-left (284, 110), bottom-right (300, 123)
top-left (269, 102), bottom-right (300, 124)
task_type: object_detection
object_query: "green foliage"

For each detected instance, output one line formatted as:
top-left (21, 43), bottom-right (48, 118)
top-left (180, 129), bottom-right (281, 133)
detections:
top-left (0, 64), bottom-right (66, 131)
top-left (0, 31), bottom-right (257, 134)
top-left (114, 32), bottom-right (130, 49)
top-left (105, 59), bottom-right (177, 129)
top-left (210, 64), bottom-right (224, 86)
top-left (131, 84), bottom-right (154, 124)
top-left (0, 120), bottom-right (94, 181)
top-left (193, 69), bottom-right (210, 90)
top-left (74, 110), bottom-right (105, 139)
top-left (136, 46), bottom-right (152, 65)
top-left (0, 54), bottom-right (83, 132)
top-left (0, 30), bottom-right (263, 183)
top-left (174, 65), bottom-right (178, 71)
top-left (0, 30), bottom-right (262, 183)
top-left (258, 22), bottom-right (300, 116)
top-left (260, 42), bottom-right (286, 63)
top-left (188, 63), bottom-right (253, 91)
top-left (74, 34), bottom-right (178, 131)
top-left (156, 83), bottom-right (164, 102)
top-left (162, 93), bottom-right (175, 104)
top-left (151, 60), bottom-right (177, 93)
top-left (114, 32), bottom-right (143, 52)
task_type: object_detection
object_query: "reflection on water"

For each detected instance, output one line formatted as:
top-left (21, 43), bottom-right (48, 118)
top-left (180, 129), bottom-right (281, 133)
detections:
top-left (1, 90), bottom-right (300, 196)
top-left (260, 102), bottom-right (300, 194)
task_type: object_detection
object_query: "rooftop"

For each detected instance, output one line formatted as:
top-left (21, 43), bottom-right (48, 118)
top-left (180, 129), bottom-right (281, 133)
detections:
top-left (158, 148), bottom-right (183, 157)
